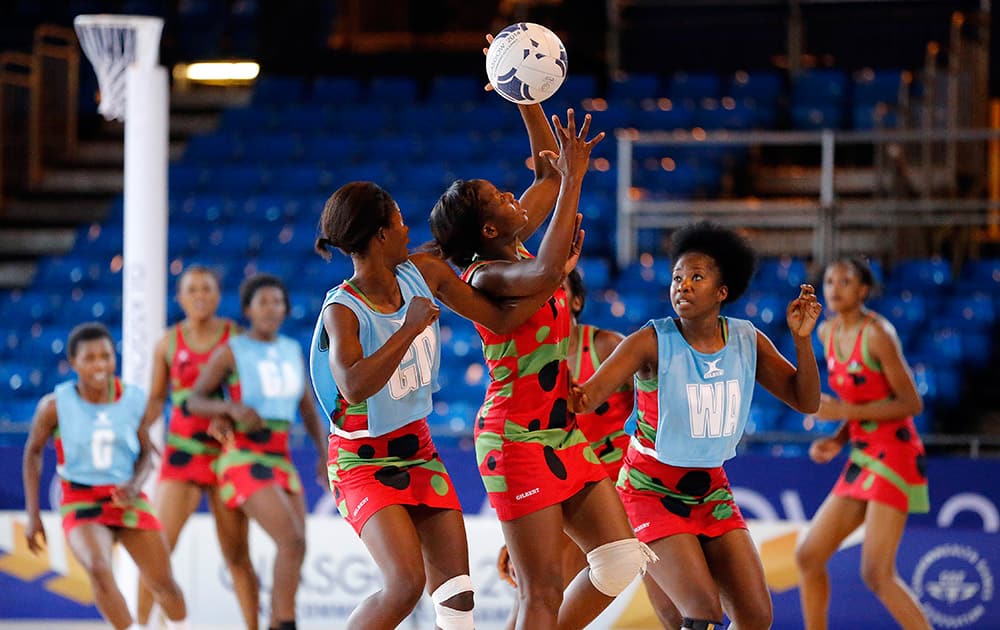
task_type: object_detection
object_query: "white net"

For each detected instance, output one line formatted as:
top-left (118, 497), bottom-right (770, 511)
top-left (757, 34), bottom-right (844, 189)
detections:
top-left (73, 14), bottom-right (164, 122)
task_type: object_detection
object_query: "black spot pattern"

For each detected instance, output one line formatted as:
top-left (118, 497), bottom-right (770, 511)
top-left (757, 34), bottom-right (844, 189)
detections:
top-left (844, 462), bottom-right (862, 483)
top-left (168, 451), bottom-right (193, 467)
top-left (548, 399), bottom-right (568, 429)
top-left (547, 297), bottom-right (558, 320)
top-left (75, 506), bottom-right (103, 520)
top-left (660, 495), bottom-right (692, 518)
top-left (597, 437), bottom-right (615, 458)
top-left (595, 402), bottom-right (610, 416)
top-left (69, 481), bottom-right (91, 491)
top-left (895, 427), bottom-right (912, 442)
top-left (677, 471), bottom-right (712, 497)
top-left (878, 451), bottom-right (886, 460)
top-left (387, 434), bottom-right (420, 459)
top-left (538, 360), bottom-right (560, 392)
top-left (374, 466), bottom-right (411, 490)
top-left (528, 419), bottom-right (541, 431)
top-left (916, 454), bottom-right (927, 478)
top-left (853, 440), bottom-right (869, 451)
top-left (192, 431), bottom-right (214, 443)
top-left (358, 444), bottom-right (376, 459)
top-left (850, 374), bottom-right (867, 386)
top-left (487, 455), bottom-right (497, 471)
top-left (477, 415), bottom-right (485, 430)
top-left (543, 446), bottom-right (567, 480)
top-left (247, 428), bottom-right (273, 444)
top-left (250, 463), bottom-right (274, 480)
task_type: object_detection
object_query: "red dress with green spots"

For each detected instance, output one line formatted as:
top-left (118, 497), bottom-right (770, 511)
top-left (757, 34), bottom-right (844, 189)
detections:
top-left (616, 375), bottom-right (746, 544)
top-left (572, 324), bottom-right (633, 480)
top-left (327, 396), bottom-right (462, 535)
top-left (56, 379), bottom-right (160, 534)
top-left (462, 257), bottom-right (606, 521)
top-left (217, 380), bottom-right (303, 510)
top-left (159, 320), bottom-right (234, 486)
top-left (826, 314), bottom-right (929, 514)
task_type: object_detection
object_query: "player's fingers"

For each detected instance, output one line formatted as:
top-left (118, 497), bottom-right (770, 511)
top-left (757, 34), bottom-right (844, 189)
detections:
top-left (565, 108), bottom-right (576, 135)
top-left (578, 112), bottom-right (592, 138)
top-left (586, 131), bottom-right (606, 147)
top-left (550, 114), bottom-right (567, 139)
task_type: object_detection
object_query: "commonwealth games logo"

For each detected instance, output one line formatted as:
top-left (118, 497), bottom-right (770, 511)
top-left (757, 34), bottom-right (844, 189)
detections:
top-left (911, 544), bottom-right (994, 628)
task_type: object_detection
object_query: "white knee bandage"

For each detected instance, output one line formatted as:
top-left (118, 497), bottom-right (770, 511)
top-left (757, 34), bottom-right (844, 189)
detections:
top-left (431, 574), bottom-right (475, 630)
top-left (586, 538), bottom-right (659, 597)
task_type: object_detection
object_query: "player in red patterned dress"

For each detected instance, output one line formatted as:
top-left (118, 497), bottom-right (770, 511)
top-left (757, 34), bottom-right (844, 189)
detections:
top-left (311, 180), bottom-right (565, 630)
top-left (135, 265), bottom-right (258, 629)
top-left (22, 322), bottom-right (189, 630)
top-left (796, 258), bottom-right (931, 630)
top-left (431, 109), bottom-right (654, 630)
top-left (497, 269), bottom-right (681, 629)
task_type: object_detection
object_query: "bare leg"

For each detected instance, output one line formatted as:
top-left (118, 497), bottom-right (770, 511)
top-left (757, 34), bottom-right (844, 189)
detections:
top-left (350, 504), bottom-right (427, 629)
top-left (412, 506), bottom-right (475, 615)
top-left (67, 524), bottom-right (132, 629)
top-left (703, 529), bottom-right (772, 630)
top-left (643, 573), bottom-right (683, 628)
top-left (207, 486), bottom-right (259, 630)
top-left (859, 502), bottom-right (932, 630)
top-left (794, 494), bottom-right (866, 630)
top-left (118, 527), bottom-right (187, 622)
top-left (240, 487), bottom-right (306, 628)
top-left (559, 479), bottom-right (641, 629)
top-left (136, 479), bottom-right (201, 624)
top-left (646, 534), bottom-right (724, 623)
top-left (502, 504), bottom-right (567, 629)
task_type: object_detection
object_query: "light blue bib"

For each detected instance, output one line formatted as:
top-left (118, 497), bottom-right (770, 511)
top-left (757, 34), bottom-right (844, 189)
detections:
top-left (54, 381), bottom-right (146, 486)
top-left (229, 334), bottom-right (304, 423)
top-left (310, 260), bottom-right (440, 438)
top-left (646, 317), bottom-right (757, 467)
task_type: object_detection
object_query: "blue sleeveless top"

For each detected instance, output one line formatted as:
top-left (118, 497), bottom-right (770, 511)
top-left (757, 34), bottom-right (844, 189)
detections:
top-left (646, 317), bottom-right (758, 467)
top-left (309, 260), bottom-right (440, 438)
top-left (54, 381), bottom-right (146, 485)
top-left (229, 334), bottom-right (305, 423)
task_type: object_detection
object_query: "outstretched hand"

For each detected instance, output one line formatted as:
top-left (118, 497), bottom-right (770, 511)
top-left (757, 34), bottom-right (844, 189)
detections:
top-left (787, 284), bottom-right (823, 338)
top-left (809, 437), bottom-right (844, 464)
top-left (538, 109), bottom-right (605, 180)
top-left (482, 34), bottom-right (495, 92)
top-left (568, 380), bottom-right (591, 414)
top-left (25, 515), bottom-right (46, 555)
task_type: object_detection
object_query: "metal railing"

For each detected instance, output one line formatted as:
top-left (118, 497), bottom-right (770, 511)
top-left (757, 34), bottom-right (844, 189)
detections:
top-left (615, 127), bottom-right (1000, 267)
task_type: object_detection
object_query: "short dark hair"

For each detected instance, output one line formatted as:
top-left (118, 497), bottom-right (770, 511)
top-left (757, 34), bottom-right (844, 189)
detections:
top-left (429, 179), bottom-right (486, 268)
top-left (671, 221), bottom-right (756, 304)
top-left (315, 181), bottom-right (396, 258)
top-left (565, 268), bottom-right (586, 316)
top-left (176, 264), bottom-right (220, 292)
top-left (67, 322), bottom-right (114, 359)
top-left (239, 273), bottom-right (290, 312)
top-left (834, 256), bottom-right (877, 289)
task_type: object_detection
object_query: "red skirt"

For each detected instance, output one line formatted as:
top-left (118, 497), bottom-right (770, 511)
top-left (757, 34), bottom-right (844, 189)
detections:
top-left (59, 480), bottom-right (161, 534)
top-left (329, 418), bottom-right (461, 535)
top-left (832, 418), bottom-right (929, 514)
top-left (616, 446), bottom-right (746, 544)
top-left (159, 413), bottom-right (222, 486)
top-left (217, 420), bottom-right (302, 509)
top-left (475, 411), bottom-right (608, 522)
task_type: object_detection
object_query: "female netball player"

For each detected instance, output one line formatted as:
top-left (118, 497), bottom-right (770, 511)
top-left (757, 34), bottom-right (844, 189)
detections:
top-left (430, 109), bottom-right (654, 630)
top-left (310, 170), bottom-right (580, 629)
top-left (795, 257), bottom-right (930, 630)
top-left (571, 222), bottom-right (823, 630)
top-left (22, 322), bottom-right (189, 630)
top-left (135, 265), bottom-right (258, 629)
top-left (188, 274), bottom-right (327, 630)
top-left (497, 269), bottom-right (682, 629)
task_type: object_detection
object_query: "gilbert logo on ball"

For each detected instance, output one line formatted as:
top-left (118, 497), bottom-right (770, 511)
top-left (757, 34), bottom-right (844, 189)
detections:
top-left (486, 23), bottom-right (567, 105)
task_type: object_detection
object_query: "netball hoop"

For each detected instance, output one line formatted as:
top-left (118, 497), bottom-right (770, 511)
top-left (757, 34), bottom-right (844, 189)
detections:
top-left (74, 14), bottom-right (167, 395)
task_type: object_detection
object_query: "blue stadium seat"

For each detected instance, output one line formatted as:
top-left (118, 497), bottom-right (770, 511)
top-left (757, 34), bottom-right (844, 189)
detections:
top-left (852, 103), bottom-right (898, 130)
top-left (608, 74), bottom-right (660, 102)
top-left (268, 165), bottom-right (331, 193)
top-left (368, 76), bottom-right (418, 103)
top-left (240, 134), bottom-right (303, 163)
top-left (728, 70), bottom-right (782, 106)
top-left (558, 75), bottom-right (598, 103)
top-left (185, 134), bottom-right (237, 162)
top-left (312, 77), bottom-right (364, 105)
top-left (367, 136), bottom-right (424, 161)
top-left (427, 76), bottom-right (483, 104)
top-left (793, 69), bottom-right (849, 105)
top-left (575, 257), bottom-right (612, 291)
top-left (668, 72), bottom-right (721, 101)
top-left (274, 105), bottom-right (334, 133)
top-left (429, 400), bottom-right (480, 434)
top-left (692, 100), bottom-right (756, 130)
top-left (633, 104), bottom-right (695, 130)
top-left (754, 257), bottom-right (809, 291)
top-left (218, 107), bottom-right (277, 132)
top-left (957, 258), bottom-right (1000, 293)
top-left (0, 361), bottom-right (47, 401)
top-left (170, 164), bottom-right (208, 193)
top-left (853, 69), bottom-right (904, 105)
top-left (0, 291), bottom-right (61, 324)
top-left (394, 162), bottom-right (453, 194)
top-left (791, 104), bottom-right (845, 130)
top-left (425, 132), bottom-right (486, 164)
top-left (887, 259), bottom-right (953, 293)
top-left (214, 165), bottom-right (267, 193)
top-left (617, 258), bottom-right (670, 293)
top-left (301, 135), bottom-right (363, 164)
